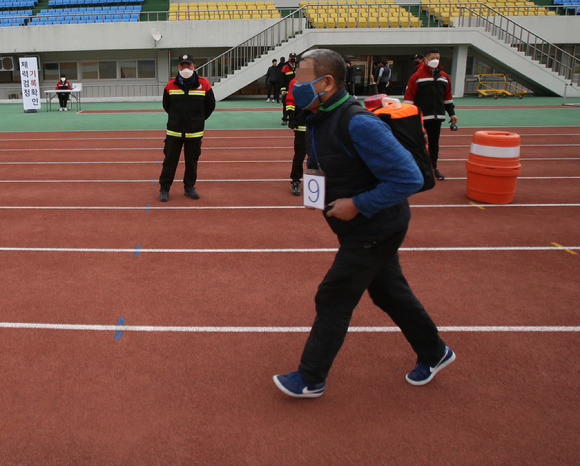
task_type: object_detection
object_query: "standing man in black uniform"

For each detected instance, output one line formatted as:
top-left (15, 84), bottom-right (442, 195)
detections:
top-left (280, 52), bottom-right (297, 125)
top-left (159, 53), bottom-right (216, 202)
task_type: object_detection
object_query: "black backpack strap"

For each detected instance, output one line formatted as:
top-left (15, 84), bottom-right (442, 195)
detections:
top-left (337, 102), bottom-right (373, 158)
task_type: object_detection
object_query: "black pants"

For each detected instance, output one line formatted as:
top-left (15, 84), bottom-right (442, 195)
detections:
top-left (423, 119), bottom-right (443, 169)
top-left (267, 82), bottom-right (280, 103)
top-left (159, 135), bottom-right (202, 192)
top-left (346, 81), bottom-right (355, 96)
top-left (299, 227), bottom-right (446, 384)
top-left (289, 130), bottom-right (306, 182)
top-left (281, 93), bottom-right (288, 121)
top-left (57, 93), bottom-right (69, 108)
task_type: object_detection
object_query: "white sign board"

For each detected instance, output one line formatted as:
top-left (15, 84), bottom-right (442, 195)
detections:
top-left (19, 57), bottom-right (41, 112)
top-left (303, 169), bottom-right (326, 210)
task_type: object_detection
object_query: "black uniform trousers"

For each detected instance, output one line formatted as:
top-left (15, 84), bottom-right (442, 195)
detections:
top-left (267, 82), bottom-right (280, 103)
top-left (57, 93), bottom-right (69, 108)
top-left (159, 135), bottom-right (202, 192)
top-left (281, 93), bottom-right (288, 122)
top-left (289, 130), bottom-right (306, 182)
top-left (299, 227), bottom-right (446, 384)
top-left (423, 119), bottom-right (443, 169)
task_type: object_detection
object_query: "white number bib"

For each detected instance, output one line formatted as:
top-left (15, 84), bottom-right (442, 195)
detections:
top-left (303, 169), bottom-right (326, 210)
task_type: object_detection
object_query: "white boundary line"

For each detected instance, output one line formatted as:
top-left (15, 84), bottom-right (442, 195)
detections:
top-left (0, 176), bottom-right (579, 183)
top-left (0, 146), bottom-right (292, 152)
top-left (0, 203), bottom-right (579, 211)
top-left (0, 160), bottom-right (291, 165)
top-left (0, 246), bottom-right (578, 253)
top-left (0, 157), bottom-right (579, 165)
top-left (1, 144), bottom-right (578, 152)
top-left (0, 323), bottom-right (578, 333)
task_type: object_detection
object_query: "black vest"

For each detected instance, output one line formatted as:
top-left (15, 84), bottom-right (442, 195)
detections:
top-left (305, 89), bottom-right (410, 242)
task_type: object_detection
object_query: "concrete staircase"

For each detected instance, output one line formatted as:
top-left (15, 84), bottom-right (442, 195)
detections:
top-left (208, 12), bottom-right (579, 100)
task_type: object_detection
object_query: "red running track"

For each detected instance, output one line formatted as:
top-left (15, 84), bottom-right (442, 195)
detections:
top-left (0, 127), bottom-right (578, 464)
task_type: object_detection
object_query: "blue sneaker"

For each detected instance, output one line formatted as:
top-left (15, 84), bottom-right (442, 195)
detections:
top-left (405, 346), bottom-right (456, 386)
top-left (273, 371), bottom-right (326, 398)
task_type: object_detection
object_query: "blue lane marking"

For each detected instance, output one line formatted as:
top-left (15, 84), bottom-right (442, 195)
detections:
top-left (114, 317), bottom-right (125, 340)
top-left (134, 244), bottom-right (142, 256)
top-left (152, 178), bottom-right (157, 183)
top-left (145, 204), bottom-right (150, 212)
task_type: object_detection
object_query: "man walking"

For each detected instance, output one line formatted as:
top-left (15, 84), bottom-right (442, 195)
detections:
top-left (404, 48), bottom-right (458, 180)
top-left (273, 49), bottom-right (455, 398)
top-left (159, 53), bottom-right (215, 202)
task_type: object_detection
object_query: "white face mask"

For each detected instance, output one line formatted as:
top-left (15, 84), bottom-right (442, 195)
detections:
top-left (427, 59), bottom-right (439, 69)
top-left (60, 78), bottom-right (66, 82)
top-left (179, 68), bottom-right (194, 79)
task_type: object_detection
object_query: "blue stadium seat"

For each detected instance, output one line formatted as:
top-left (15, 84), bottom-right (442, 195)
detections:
top-left (130, 12), bottom-right (138, 21)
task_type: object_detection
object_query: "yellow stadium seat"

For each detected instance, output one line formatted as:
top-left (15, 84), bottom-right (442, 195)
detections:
top-left (169, 11), bottom-right (177, 19)
top-left (169, 3), bottom-right (179, 10)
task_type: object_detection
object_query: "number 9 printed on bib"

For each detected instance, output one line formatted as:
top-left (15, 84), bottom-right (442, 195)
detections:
top-left (303, 169), bottom-right (326, 210)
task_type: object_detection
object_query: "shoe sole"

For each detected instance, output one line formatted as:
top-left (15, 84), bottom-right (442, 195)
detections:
top-left (272, 375), bottom-right (324, 398)
top-left (405, 350), bottom-right (456, 386)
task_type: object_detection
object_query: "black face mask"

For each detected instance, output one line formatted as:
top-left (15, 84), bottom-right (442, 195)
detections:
top-left (290, 58), bottom-right (296, 64)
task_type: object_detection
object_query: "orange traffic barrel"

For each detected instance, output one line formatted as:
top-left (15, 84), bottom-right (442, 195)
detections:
top-left (466, 131), bottom-right (522, 204)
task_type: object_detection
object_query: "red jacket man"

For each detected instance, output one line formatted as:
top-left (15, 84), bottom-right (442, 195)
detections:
top-left (404, 48), bottom-right (458, 180)
top-left (280, 52), bottom-right (297, 125)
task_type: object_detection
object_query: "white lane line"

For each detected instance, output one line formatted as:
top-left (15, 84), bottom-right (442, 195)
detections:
top-left (0, 176), bottom-right (579, 183)
top-left (0, 179), bottom-right (287, 183)
top-left (1, 158), bottom-right (579, 166)
top-left (0, 135), bottom-right (294, 141)
top-left (0, 160), bottom-right (290, 165)
top-left (1, 144), bottom-right (578, 152)
top-left (0, 146), bottom-right (292, 151)
top-left (0, 323), bottom-right (578, 333)
top-left (0, 204), bottom-right (578, 211)
top-left (440, 144), bottom-right (580, 147)
top-left (0, 246), bottom-right (578, 253)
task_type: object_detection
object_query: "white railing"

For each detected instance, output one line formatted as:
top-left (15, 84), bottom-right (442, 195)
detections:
top-left (453, 4), bottom-right (580, 85)
top-left (196, 8), bottom-right (308, 85)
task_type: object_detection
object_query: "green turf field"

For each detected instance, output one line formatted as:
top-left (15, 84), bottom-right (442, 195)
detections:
top-left (0, 96), bottom-right (578, 131)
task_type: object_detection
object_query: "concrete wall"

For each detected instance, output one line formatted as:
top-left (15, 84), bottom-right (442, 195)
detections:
top-left (0, 14), bottom-right (578, 100)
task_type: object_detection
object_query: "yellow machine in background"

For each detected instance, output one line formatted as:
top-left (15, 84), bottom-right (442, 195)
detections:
top-left (477, 74), bottom-right (527, 99)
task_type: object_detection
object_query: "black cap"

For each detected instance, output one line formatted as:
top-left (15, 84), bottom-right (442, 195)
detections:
top-left (177, 53), bottom-right (194, 65)
top-left (289, 52), bottom-right (297, 58)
